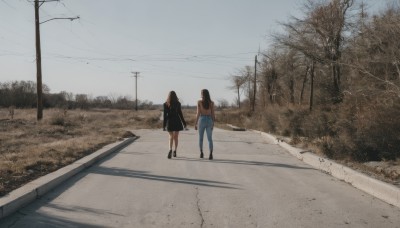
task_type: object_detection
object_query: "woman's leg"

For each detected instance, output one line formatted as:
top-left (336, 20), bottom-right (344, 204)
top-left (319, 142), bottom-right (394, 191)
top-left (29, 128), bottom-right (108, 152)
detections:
top-left (168, 132), bottom-right (173, 150)
top-left (198, 117), bottom-right (206, 154)
top-left (173, 131), bottom-right (179, 150)
top-left (173, 131), bottom-right (179, 157)
top-left (167, 132), bottom-right (173, 159)
top-left (205, 118), bottom-right (213, 158)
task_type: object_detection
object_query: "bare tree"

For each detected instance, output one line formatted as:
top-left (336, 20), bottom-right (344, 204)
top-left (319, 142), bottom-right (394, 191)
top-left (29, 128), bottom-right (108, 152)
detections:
top-left (276, 49), bottom-right (299, 104)
top-left (229, 69), bottom-right (248, 108)
top-left (258, 50), bottom-right (280, 106)
top-left (300, 63), bottom-right (310, 105)
top-left (242, 66), bottom-right (254, 109)
top-left (346, 3), bottom-right (400, 95)
top-left (75, 94), bottom-right (89, 110)
top-left (274, 0), bottom-right (355, 103)
top-left (217, 99), bottom-right (229, 109)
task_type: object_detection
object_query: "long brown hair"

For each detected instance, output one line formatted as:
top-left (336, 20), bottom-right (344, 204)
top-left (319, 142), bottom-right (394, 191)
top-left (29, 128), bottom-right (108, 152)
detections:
top-left (201, 89), bottom-right (211, 109)
top-left (166, 91), bottom-right (179, 108)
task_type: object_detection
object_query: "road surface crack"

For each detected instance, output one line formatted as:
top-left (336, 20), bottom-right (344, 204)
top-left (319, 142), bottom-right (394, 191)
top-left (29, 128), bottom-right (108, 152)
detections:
top-left (195, 187), bottom-right (205, 228)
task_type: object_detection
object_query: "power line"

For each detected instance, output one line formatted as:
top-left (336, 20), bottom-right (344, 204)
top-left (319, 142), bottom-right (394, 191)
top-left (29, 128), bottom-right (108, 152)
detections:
top-left (1, 0), bottom-right (17, 9)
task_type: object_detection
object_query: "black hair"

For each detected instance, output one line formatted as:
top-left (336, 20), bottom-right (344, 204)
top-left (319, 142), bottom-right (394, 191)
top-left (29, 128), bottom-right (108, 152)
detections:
top-left (201, 89), bottom-right (211, 109)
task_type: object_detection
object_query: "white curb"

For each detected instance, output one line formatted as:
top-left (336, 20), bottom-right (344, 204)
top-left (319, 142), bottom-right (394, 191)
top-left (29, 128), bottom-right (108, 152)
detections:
top-left (252, 130), bottom-right (400, 208)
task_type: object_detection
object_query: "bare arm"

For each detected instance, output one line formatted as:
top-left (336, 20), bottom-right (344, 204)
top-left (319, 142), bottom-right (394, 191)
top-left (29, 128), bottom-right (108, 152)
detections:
top-left (211, 102), bottom-right (215, 128)
top-left (178, 103), bottom-right (186, 127)
top-left (195, 101), bottom-right (200, 130)
top-left (163, 103), bottom-right (168, 130)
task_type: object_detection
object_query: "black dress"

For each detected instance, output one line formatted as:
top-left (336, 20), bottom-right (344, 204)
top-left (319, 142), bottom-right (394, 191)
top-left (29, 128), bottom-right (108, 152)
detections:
top-left (163, 102), bottom-right (186, 132)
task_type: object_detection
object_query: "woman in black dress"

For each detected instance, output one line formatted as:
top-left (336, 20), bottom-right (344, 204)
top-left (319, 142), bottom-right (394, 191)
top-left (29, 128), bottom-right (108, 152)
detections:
top-left (163, 91), bottom-right (187, 159)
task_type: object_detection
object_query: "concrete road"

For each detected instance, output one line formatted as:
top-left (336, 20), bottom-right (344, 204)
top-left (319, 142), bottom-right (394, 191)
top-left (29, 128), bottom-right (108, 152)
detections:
top-left (1, 128), bottom-right (400, 228)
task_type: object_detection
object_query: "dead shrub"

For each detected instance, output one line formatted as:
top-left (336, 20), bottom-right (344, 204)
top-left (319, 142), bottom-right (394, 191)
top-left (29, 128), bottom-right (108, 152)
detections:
top-left (182, 109), bottom-right (197, 126)
top-left (122, 131), bottom-right (136, 138)
top-left (221, 96), bottom-right (400, 162)
top-left (25, 160), bottom-right (57, 173)
top-left (144, 114), bottom-right (161, 127)
top-left (306, 108), bottom-right (337, 138)
top-left (218, 109), bottom-right (246, 128)
top-left (49, 114), bottom-right (65, 126)
top-left (324, 94), bottom-right (400, 161)
top-left (9, 106), bottom-right (15, 120)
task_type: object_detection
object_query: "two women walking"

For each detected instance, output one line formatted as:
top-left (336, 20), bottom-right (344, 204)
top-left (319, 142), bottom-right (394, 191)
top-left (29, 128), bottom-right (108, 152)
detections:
top-left (163, 89), bottom-right (215, 160)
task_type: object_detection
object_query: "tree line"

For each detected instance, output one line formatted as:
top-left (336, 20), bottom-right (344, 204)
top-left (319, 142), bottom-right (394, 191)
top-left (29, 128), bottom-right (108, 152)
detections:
top-left (0, 80), bottom-right (154, 110)
top-left (229, 0), bottom-right (400, 161)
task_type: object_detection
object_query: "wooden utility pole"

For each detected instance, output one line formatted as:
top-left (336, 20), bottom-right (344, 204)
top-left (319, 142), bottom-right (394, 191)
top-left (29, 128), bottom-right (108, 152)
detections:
top-left (247, 70), bottom-right (251, 112)
top-left (34, 0), bottom-right (43, 120)
top-left (309, 61), bottom-right (315, 111)
top-left (33, 0), bottom-right (79, 121)
top-left (132, 72), bottom-right (140, 111)
top-left (252, 55), bottom-right (257, 112)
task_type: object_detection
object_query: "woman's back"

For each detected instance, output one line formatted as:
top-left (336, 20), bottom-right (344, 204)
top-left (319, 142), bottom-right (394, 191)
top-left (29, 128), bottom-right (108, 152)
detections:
top-left (198, 100), bottom-right (214, 116)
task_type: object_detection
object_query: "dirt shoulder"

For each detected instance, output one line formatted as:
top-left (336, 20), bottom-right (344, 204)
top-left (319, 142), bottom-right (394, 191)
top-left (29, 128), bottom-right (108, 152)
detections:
top-left (282, 137), bottom-right (400, 188)
top-left (341, 160), bottom-right (400, 187)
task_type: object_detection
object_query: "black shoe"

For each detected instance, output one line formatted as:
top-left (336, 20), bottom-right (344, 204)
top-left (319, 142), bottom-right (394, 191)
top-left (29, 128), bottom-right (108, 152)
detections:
top-left (209, 153), bottom-right (213, 160)
top-left (173, 151), bottom-right (176, 157)
top-left (200, 152), bottom-right (204, 158)
top-left (168, 150), bottom-right (172, 159)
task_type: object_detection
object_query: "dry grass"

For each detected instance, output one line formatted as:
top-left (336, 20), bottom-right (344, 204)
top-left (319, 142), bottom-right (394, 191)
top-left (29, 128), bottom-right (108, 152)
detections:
top-left (0, 108), bottom-right (163, 196)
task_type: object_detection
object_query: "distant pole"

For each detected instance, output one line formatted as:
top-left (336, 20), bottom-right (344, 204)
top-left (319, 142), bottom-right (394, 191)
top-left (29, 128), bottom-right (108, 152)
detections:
top-left (132, 72), bottom-right (140, 111)
top-left (252, 55), bottom-right (257, 112)
top-left (34, 0), bottom-right (43, 120)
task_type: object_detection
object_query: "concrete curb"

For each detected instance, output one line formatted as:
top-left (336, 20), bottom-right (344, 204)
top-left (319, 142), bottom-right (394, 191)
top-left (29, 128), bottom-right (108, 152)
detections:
top-left (0, 137), bottom-right (138, 219)
top-left (252, 130), bottom-right (400, 208)
top-left (226, 124), bottom-right (246, 131)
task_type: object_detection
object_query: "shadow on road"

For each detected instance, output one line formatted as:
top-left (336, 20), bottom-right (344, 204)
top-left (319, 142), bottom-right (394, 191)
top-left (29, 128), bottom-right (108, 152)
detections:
top-left (173, 157), bottom-right (315, 170)
top-left (90, 166), bottom-right (240, 190)
top-left (1, 208), bottom-right (108, 228)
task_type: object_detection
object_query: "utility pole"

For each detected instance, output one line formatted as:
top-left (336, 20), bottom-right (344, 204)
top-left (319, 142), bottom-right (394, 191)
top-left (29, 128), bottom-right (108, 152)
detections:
top-left (34, 0), bottom-right (43, 120)
top-left (247, 70), bottom-right (251, 112)
top-left (131, 72), bottom-right (140, 111)
top-left (252, 55), bottom-right (257, 112)
top-left (33, 0), bottom-right (79, 121)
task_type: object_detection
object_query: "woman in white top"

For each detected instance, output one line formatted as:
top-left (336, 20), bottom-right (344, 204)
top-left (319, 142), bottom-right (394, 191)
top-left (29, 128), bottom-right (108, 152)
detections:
top-left (195, 89), bottom-right (215, 159)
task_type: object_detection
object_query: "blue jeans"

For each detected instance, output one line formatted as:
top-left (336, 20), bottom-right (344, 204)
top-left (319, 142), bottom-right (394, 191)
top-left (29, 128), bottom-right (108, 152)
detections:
top-left (198, 115), bottom-right (213, 152)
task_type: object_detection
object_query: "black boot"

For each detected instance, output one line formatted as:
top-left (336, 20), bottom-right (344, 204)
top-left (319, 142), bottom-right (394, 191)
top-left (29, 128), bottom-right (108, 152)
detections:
top-left (167, 150), bottom-right (172, 159)
top-left (173, 150), bottom-right (177, 157)
top-left (200, 151), bottom-right (204, 158)
top-left (209, 151), bottom-right (213, 160)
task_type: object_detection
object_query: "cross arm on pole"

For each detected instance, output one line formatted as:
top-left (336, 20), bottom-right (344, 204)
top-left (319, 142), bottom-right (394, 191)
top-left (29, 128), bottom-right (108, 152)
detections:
top-left (40, 16), bottom-right (80, 24)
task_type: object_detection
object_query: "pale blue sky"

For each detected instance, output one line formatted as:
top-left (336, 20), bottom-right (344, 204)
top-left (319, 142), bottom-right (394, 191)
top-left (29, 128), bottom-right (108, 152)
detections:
top-left (0, 0), bottom-right (389, 106)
